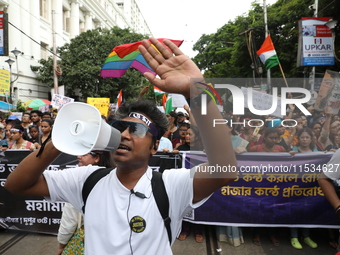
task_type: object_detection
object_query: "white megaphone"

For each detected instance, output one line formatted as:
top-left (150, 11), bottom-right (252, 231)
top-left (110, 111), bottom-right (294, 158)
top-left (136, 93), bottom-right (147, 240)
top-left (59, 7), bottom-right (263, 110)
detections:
top-left (52, 102), bottom-right (121, 156)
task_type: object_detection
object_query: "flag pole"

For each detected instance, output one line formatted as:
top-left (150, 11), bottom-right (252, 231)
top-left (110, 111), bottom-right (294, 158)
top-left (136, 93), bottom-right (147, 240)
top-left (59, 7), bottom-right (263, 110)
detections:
top-left (263, 0), bottom-right (271, 93)
top-left (278, 63), bottom-right (289, 88)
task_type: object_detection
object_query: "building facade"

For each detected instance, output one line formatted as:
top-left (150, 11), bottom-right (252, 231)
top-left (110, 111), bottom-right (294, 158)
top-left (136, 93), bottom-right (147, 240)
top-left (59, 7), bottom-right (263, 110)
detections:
top-left (0, 0), bottom-right (151, 106)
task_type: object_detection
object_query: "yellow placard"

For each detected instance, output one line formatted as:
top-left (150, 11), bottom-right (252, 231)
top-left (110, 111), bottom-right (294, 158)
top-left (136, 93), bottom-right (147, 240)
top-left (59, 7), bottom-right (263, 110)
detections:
top-left (0, 69), bottom-right (10, 96)
top-left (87, 97), bottom-right (110, 117)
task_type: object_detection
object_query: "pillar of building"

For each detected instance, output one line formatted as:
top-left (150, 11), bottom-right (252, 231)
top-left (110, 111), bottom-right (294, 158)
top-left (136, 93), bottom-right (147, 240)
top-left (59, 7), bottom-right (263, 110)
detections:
top-left (84, 11), bottom-right (93, 31)
top-left (30, 0), bottom-right (40, 59)
top-left (52, 0), bottom-right (64, 46)
top-left (19, 0), bottom-right (30, 56)
top-left (70, 0), bottom-right (80, 39)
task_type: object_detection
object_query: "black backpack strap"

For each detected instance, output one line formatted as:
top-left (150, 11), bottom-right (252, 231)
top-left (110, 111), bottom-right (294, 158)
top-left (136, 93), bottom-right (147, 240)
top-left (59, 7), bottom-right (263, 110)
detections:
top-left (151, 170), bottom-right (172, 244)
top-left (82, 168), bottom-right (114, 213)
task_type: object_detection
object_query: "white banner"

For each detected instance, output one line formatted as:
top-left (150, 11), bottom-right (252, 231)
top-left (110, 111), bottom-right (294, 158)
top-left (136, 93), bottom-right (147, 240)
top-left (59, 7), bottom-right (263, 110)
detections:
top-left (314, 70), bottom-right (340, 114)
top-left (241, 87), bottom-right (283, 118)
top-left (51, 94), bottom-right (74, 110)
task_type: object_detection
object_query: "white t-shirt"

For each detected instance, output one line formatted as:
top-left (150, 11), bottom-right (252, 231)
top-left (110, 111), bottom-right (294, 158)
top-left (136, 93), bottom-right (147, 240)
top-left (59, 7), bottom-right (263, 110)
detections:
top-left (44, 166), bottom-right (208, 255)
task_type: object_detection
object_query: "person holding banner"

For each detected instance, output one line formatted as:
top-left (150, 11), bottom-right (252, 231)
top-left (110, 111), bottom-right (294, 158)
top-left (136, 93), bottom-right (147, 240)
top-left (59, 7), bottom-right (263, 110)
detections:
top-left (318, 107), bottom-right (333, 150)
top-left (5, 37), bottom-right (237, 255)
top-left (289, 128), bottom-right (318, 249)
top-left (318, 150), bottom-right (340, 255)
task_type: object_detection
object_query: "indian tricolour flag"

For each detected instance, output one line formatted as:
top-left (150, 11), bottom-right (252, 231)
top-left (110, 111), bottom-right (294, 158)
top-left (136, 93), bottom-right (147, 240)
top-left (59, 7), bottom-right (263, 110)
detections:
top-left (256, 35), bottom-right (280, 70)
top-left (116, 89), bottom-right (123, 107)
top-left (154, 86), bottom-right (165, 96)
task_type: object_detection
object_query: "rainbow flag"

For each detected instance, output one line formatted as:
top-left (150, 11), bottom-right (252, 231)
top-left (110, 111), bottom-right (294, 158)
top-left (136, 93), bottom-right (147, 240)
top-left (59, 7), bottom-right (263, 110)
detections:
top-left (101, 39), bottom-right (183, 78)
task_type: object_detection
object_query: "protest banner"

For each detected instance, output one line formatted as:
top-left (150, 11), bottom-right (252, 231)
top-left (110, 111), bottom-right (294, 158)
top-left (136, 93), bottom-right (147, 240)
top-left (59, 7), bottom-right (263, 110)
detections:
top-left (1, 151), bottom-right (339, 235)
top-left (314, 70), bottom-right (340, 114)
top-left (87, 97), bottom-right (110, 117)
top-left (185, 151), bottom-right (339, 228)
top-left (0, 69), bottom-right (10, 96)
top-left (51, 94), bottom-right (74, 110)
top-left (241, 87), bottom-right (283, 117)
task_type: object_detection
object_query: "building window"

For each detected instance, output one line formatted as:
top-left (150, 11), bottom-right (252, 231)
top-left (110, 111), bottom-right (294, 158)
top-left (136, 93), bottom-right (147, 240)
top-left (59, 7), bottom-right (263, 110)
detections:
top-left (40, 42), bottom-right (48, 60)
top-left (63, 9), bottom-right (70, 33)
top-left (40, 0), bottom-right (48, 19)
top-left (80, 21), bottom-right (85, 33)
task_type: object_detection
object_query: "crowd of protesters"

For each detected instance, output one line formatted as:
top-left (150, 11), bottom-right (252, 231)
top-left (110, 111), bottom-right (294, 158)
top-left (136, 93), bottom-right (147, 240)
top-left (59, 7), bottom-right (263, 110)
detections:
top-left (152, 102), bottom-right (340, 252)
top-left (2, 99), bottom-right (340, 252)
top-left (0, 110), bottom-right (53, 152)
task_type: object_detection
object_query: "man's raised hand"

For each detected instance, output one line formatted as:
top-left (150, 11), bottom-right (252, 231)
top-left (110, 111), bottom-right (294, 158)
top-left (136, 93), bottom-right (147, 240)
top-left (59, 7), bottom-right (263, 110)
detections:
top-left (138, 37), bottom-right (203, 98)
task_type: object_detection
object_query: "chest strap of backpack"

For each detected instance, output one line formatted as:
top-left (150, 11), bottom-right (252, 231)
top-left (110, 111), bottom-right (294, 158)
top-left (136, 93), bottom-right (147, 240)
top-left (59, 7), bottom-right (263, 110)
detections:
top-left (81, 168), bottom-right (172, 244)
top-left (151, 170), bottom-right (172, 244)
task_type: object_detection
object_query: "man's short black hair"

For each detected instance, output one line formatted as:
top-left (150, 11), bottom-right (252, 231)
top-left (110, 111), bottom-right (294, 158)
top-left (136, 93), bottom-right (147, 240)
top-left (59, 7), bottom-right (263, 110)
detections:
top-left (115, 100), bottom-right (169, 140)
top-left (30, 110), bottom-right (43, 117)
top-left (178, 123), bottom-right (190, 129)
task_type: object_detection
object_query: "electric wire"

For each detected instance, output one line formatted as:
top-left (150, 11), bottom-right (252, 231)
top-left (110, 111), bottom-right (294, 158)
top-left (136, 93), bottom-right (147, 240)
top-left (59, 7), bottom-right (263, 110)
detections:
top-left (8, 21), bottom-right (63, 60)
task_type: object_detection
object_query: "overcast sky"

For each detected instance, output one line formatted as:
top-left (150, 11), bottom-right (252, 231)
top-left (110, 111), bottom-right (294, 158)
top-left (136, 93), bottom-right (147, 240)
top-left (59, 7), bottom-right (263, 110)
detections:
top-left (136, 0), bottom-right (278, 58)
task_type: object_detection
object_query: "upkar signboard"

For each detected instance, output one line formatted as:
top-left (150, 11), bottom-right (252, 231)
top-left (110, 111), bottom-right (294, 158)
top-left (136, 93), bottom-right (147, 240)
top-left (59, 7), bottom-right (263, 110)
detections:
top-left (297, 17), bottom-right (334, 67)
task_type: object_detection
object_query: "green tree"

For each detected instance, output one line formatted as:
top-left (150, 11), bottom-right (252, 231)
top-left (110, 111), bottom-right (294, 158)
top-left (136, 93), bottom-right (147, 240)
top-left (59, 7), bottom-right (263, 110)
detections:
top-left (192, 0), bottom-right (340, 78)
top-left (31, 27), bottom-right (149, 101)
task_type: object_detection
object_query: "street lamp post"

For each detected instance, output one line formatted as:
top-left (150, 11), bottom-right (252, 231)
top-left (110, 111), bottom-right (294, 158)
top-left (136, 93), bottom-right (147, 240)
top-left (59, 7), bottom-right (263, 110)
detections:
top-left (5, 47), bottom-right (21, 104)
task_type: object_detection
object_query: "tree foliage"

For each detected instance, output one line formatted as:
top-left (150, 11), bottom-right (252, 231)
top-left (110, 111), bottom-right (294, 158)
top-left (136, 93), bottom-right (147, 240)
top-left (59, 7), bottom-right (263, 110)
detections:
top-left (192, 0), bottom-right (340, 78)
top-left (31, 27), bottom-right (149, 101)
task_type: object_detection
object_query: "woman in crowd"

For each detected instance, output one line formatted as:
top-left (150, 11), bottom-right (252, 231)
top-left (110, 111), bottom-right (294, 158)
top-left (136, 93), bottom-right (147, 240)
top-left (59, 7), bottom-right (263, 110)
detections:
top-left (172, 123), bottom-right (190, 150)
top-left (290, 128), bottom-right (318, 153)
top-left (215, 118), bottom-right (247, 246)
top-left (176, 126), bottom-right (203, 151)
top-left (248, 127), bottom-right (282, 246)
top-left (56, 151), bottom-right (115, 255)
top-left (317, 108), bottom-right (336, 150)
top-left (0, 123), bottom-right (4, 139)
top-left (249, 127), bottom-right (286, 152)
top-left (8, 125), bottom-right (35, 151)
top-left (325, 129), bottom-right (340, 151)
top-left (28, 125), bottom-right (41, 149)
top-left (326, 119), bottom-right (340, 149)
top-left (309, 121), bottom-right (324, 150)
top-left (289, 127), bottom-right (318, 249)
top-left (268, 119), bottom-right (291, 151)
top-left (176, 125), bottom-right (204, 243)
top-left (239, 116), bottom-right (264, 149)
top-left (1, 123), bottom-right (14, 151)
top-left (163, 111), bottom-right (180, 141)
top-left (40, 119), bottom-right (53, 145)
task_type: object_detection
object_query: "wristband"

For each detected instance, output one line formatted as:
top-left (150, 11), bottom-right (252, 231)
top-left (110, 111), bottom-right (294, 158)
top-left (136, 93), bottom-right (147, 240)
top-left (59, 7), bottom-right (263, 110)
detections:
top-left (186, 92), bottom-right (212, 109)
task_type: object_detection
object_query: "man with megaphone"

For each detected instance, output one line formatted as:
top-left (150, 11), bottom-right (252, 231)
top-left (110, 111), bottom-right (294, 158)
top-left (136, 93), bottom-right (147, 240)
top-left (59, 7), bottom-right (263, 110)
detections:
top-left (5, 38), bottom-right (237, 255)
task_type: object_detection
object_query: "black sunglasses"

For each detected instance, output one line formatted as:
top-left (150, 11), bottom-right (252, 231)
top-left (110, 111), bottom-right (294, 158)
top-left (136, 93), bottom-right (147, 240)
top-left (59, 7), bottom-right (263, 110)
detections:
top-left (111, 120), bottom-right (156, 139)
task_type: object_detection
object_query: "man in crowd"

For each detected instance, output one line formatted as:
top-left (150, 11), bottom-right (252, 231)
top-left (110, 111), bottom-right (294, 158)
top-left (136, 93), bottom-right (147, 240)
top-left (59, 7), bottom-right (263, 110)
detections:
top-left (30, 110), bottom-right (43, 130)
